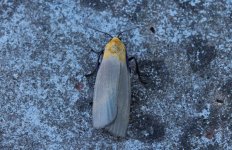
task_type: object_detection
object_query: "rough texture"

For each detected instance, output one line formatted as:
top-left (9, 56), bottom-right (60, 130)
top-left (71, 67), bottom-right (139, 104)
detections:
top-left (0, 0), bottom-right (232, 149)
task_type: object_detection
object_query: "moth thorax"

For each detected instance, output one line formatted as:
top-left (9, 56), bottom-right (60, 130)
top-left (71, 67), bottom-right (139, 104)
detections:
top-left (110, 45), bottom-right (121, 53)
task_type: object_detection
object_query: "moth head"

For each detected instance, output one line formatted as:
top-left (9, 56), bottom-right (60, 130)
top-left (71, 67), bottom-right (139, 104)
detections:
top-left (105, 37), bottom-right (125, 54)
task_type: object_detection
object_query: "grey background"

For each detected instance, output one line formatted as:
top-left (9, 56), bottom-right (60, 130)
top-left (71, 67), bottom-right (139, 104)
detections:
top-left (1, 0), bottom-right (232, 149)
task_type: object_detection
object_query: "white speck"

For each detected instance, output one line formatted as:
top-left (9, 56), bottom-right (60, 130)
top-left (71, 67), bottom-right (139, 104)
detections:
top-left (13, 73), bottom-right (19, 79)
top-left (190, 0), bottom-right (201, 6)
top-left (200, 17), bottom-right (207, 23)
top-left (24, 106), bottom-right (41, 126)
top-left (169, 10), bottom-right (177, 16)
top-left (183, 29), bottom-right (195, 38)
top-left (197, 103), bottom-right (210, 119)
top-left (215, 130), bottom-right (222, 143)
top-left (193, 84), bottom-right (199, 90)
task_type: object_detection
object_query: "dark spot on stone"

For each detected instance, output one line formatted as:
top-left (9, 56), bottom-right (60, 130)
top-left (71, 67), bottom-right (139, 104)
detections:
top-left (80, 0), bottom-right (108, 11)
top-left (30, 50), bottom-right (42, 60)
top-left (186, 35), bottom-right (216, 73)
top-left (138, 59), bottom-right (171, 91)
top-left (129, 114), bottom-right (165, 142)
top-left (76, 98), bottom-right (92, 112)
top-left (135, 5), bottom-right (142, 13)
top-left (75, 82), bottom-right (84, 91)
top-left (150, 27), bottom-right (155, 33)
top-left (205, 129), bottom-right (215, 139)
top-left (215, 99), bottom-right (223, 104)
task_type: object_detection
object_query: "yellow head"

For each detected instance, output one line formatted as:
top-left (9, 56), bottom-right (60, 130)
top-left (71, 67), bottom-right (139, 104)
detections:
top-left (103, 37), bottom-right (126, 63)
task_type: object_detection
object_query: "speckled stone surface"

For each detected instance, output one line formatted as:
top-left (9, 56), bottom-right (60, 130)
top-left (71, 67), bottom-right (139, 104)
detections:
top-left (0, 0), bottom-right (232, 149)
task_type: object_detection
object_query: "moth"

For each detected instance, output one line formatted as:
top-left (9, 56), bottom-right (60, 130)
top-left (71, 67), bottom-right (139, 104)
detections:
top-left (85, 26), bottom-right (146, 137)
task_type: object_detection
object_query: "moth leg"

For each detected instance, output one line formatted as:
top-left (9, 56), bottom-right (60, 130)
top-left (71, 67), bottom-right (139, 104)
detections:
top-left (85, 50), bottom-right (104, 77)
top-left (90, 49), bottom-right (103, 55)
top-left (128, 57), bottom-right (147, 84)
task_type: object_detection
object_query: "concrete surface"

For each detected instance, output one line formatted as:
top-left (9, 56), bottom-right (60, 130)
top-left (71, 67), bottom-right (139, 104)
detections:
top-left (1, 0), bottom-right (232, 149)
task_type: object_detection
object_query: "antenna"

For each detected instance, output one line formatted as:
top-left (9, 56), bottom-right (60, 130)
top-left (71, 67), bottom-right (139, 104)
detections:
top-left (117, 26), bottom-right (141, 38)
top-left (81, 22), bottom-right (154, 39)
top-left (86, 26), bottom-right (113, 38)
top-left (116, 22), bottom-right (155, 38)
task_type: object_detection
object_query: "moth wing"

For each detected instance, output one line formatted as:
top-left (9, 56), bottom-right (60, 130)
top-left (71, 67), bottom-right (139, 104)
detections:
top-left (92, 57), bottom-right (120, 128)
top-left (106, 62), bottom-right (131, 137)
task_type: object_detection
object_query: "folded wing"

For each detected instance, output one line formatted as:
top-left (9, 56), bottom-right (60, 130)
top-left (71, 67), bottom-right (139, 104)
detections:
top-left (105, 62), bottom-right (131, 137)
top-left (92, 57), bottom-right (120, 128)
